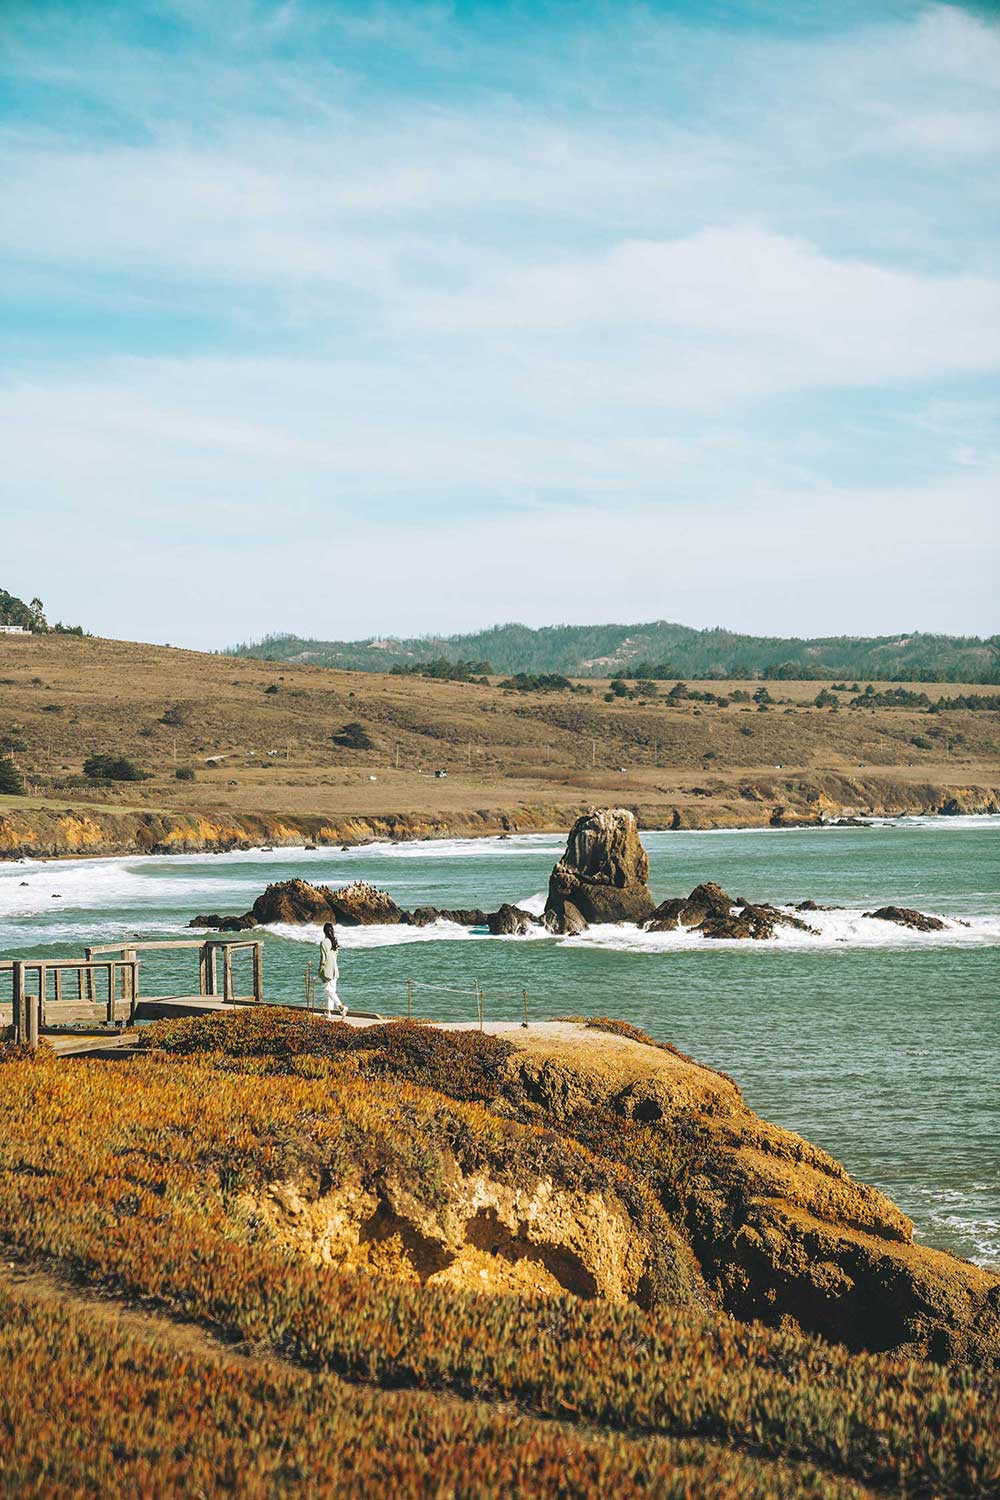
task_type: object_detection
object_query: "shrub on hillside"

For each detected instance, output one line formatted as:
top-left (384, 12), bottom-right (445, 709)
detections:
top-left (139, 1012), bottom-right (515, 1102)
top-left (333, 721), bottom-right (374, 750)
top-left (83, 753), bottom-right (150, 782)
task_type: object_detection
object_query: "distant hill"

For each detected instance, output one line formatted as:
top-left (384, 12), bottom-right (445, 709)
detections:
top-left (226, 622), bottom-right (1000, 684)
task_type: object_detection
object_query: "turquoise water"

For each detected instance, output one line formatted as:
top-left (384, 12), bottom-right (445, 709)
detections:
top-left (2, 817), bottom-right (997, 1268)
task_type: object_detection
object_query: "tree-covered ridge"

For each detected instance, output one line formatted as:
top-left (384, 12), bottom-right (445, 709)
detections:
top-left (0, 587), bottom-right (84, 636)
top-left (227, 621), bottom-right (1000, 683)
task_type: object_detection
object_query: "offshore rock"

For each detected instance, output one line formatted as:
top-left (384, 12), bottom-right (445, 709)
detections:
top-left (863, 905), bottom-right (947, 932)
top-left (487, 903), bottom-right (534, 936)
top-left (544, 808), bottom-right (654, 928)
top-left (702, 903), bottom-right (817, 941)
top-left (188, 912), bottom-right (257, 931)
top-left (647, 881), bottom-right (733, 932)
top-left (249, 879), bottom-right (404, 927)
top-left (649, 887), bottom-right (818, 940)
top-left (404, 906), bottom-right (489, 928)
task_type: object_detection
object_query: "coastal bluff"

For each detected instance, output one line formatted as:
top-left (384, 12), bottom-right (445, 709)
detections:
top-left (113, 1011), bottom-right (1000, 1370)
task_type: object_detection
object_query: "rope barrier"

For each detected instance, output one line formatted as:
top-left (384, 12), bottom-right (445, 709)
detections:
top-left (407, 979), bottom-right (483, 995)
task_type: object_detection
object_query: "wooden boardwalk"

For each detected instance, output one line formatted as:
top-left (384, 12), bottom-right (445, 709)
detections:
top-left (2, 938), bottom-right (266, 1054)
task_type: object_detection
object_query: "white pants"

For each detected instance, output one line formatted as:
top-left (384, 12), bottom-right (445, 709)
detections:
top-left (323, 979), bottom-right (346, 1015)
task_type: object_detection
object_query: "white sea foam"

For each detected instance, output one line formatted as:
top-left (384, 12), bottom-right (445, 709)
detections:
top-left (905, 1185), bottom-right (1000, 1270)
top-left (339, 834), bottom-right (564, 860)
top-left (268, 919), bottom-right (487, 950)
top-left (264, 904), bottom-right (1000, 954)
top-left (558, 907), bottom-right (1000, 954)
top-left (516, 891), bottom-right (547, 917)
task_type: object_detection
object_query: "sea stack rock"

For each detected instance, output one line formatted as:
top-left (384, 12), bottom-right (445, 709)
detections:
top-left (544, 808), bottom-right (654, 930)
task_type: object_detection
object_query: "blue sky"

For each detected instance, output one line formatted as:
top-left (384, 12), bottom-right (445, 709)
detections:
top-left (1, 0), bottom-right (997, 647)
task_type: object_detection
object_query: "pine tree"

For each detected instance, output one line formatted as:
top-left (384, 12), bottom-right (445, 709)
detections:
top-left (0, 757), bottom-right (25, 795)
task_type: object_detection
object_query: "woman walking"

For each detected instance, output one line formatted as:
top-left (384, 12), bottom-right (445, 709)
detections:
top-left (318, 922), bottom-right (347, 1017)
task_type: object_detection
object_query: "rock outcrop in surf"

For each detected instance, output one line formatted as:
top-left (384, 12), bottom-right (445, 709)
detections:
top-left (189, 813), bottom-right (956, 942)
top-left (544, 808), bottom-right (655, 933)
top-left (863, 905), bottom-right (947, 932)
top-left (191, 879), bottom-right (502, 933)
top-left (648, 883), bottom-right (818, 940)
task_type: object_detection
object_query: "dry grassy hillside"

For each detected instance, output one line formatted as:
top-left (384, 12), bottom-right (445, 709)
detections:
top-left (1, 633), bottom-right (998, 855)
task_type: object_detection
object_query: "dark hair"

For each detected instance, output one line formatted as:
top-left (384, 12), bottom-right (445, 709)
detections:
top-left (323, 922), bottom-right (338, 947)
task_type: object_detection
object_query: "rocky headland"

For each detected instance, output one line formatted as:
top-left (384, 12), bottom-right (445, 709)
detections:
top-left (109, 1010), bottom-right (1000, 1369)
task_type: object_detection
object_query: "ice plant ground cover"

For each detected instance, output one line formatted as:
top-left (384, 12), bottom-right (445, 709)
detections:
top-left (0, 1015), bottom-right (998, 1499)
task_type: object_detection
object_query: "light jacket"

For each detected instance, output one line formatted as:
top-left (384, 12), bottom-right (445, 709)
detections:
top-left (319, 936), bottom-right (339, 982)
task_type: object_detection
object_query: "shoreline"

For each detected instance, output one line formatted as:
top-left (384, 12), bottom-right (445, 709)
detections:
top-left (1, 794), bottom-right (998, 867)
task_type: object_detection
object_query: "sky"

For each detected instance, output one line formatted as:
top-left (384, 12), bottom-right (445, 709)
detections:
top-left (1, 0), bottom-right (998, 649)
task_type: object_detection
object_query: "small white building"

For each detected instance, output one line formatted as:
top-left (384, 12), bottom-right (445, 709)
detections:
top-left (0, 624), bottom-right (30, 635)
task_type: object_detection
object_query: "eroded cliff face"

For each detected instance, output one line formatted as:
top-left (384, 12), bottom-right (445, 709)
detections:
top-left (0, 774), bottom-right (997, 860)
top-left (0, 806), bottom-right (562, 860)
top-left (242, 1168), bottom-right (655, 1303)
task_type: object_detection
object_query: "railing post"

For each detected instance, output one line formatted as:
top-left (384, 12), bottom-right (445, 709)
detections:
top-left (84, 948), bottom-right (95, 1002)
top-left (123, 949), bottom-right (138, 1022)
top-left (12, 961), bottom-right (24, 1045)
top-left (223, 947), bottom-right (234, 1004)
top-left (522, 988), bottom-right (529, 1029)
top-left (198, 943), bottom-right (209, 996)
top-left (27, 986), bottom-right (40, 1052)
top-left (106, 963), bottom-right (116, 1024)
top-left (252, 942), bottom-right (263, 1004)
top-left (37, 964), bottom-right (47, 1031)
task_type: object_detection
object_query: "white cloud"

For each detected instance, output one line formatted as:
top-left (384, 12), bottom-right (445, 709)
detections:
top-left (5, 461), bottom-right (998, 646)
top-left (2, 1), bottom-right (999, 643)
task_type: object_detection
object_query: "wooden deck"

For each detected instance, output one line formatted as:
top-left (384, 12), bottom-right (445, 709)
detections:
top-left (3, 937), bottom-right (395, 1057)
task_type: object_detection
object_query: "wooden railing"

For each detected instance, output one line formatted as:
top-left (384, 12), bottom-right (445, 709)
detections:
top-left (86, 938), bottom-right (263, 1005)
top-left (2, 938), bottom-right (263, 1049)
top-left (0, 957), bottom-right (140, 1047)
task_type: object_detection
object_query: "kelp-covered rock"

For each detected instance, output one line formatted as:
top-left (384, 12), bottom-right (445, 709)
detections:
top-left (545, 808), bottom-right (654, 929)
